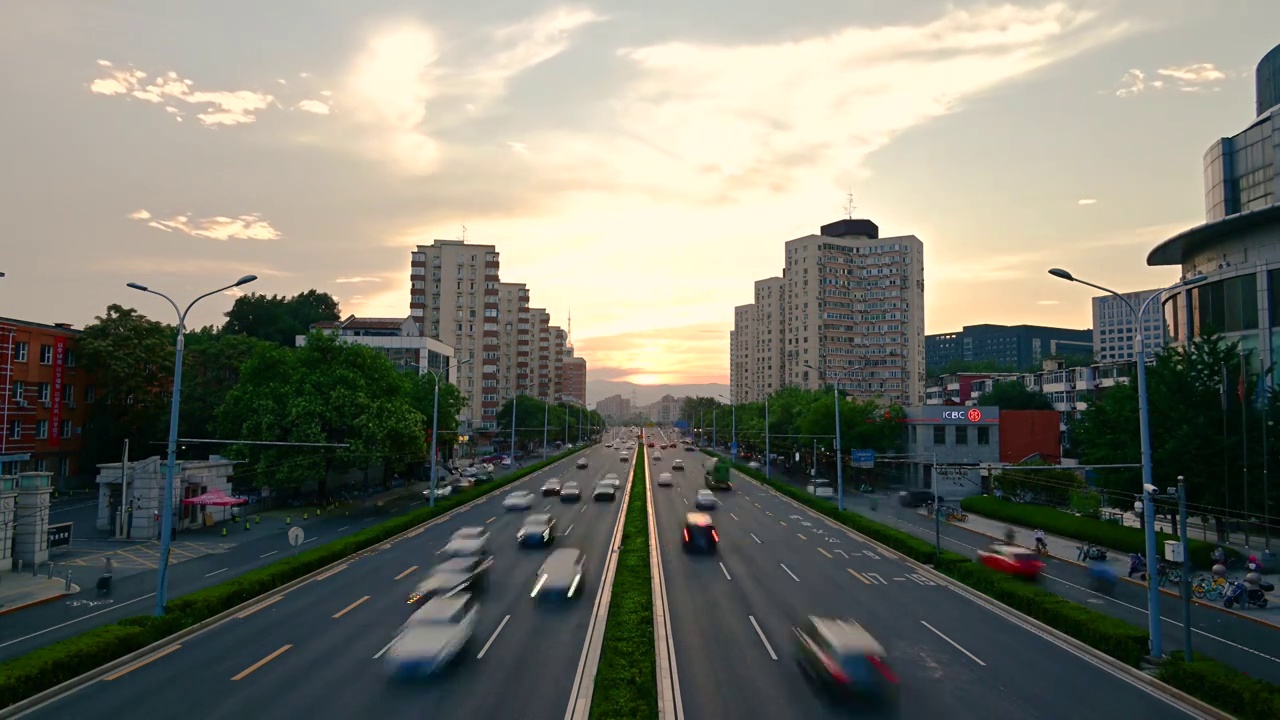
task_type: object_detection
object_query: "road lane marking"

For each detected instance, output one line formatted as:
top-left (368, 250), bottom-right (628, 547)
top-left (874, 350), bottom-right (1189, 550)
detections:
top-left (303, 537), bottom-right (316, 544)
top-left (232, 644), bottom-right (293, 680)
top-left (236, 595), bottom-right (284, 618)
top-left (864, 550), bottom-right (880, 560)
top-left (781, 564), bottom-right (800, 582)
top-left (779, 521), bottom-right (787, 527)
top-left (834, 549), bottom-right (848, 558)
top-left (580, 506), bottom-right (587, 513)
top-left (730, 512), bottom-right (739, 521)
top-left (337, 525), bottom-right (349, 532)
top-left (565, 524), bottom-right (574, 536)
top-left (907, 574), bottom-right (937, 586)
top-left (259, 551), bottom-right (278, 558)
top-left (921, 621), bottom-right (986, 666)
top-left (817, 548), bottom-right (833, 558)
top-left (720, 562), bottom-right (732, 580)
top-left (314, 564), bottom-right (348, 581)
top-left (848, 569), bottom-right (871, 584)
top-left (865, 573), bottom-right (887, 584)
top-left (477, 614), bottom-right (511, 658)
top-left (204, 568), bottom-right (227, 578)
top-left (796, 533), bottom-right (806, 541)
top-left (682, 498), bottom-right (688, 505)
top-left (395, 566), bottom-right (419, 580)
top-left (486, 516), bottom-right (497, 524)
top-left (333, 595), bottom-right (371, 619)
top-left (104, 644), bottom-right (182, 680)
top-left (750, 533), bottom-right (761, 544)
top-left (748, 615), bottom-right (778, 660)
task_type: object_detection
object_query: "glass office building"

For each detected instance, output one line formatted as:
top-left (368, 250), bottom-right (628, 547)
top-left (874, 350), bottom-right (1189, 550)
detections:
top-left (1204, 43), bottom-right (1280, 222)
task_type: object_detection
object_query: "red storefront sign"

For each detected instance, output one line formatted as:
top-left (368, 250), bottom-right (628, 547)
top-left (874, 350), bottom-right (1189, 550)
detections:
top-left (50, 336), bottom-right (66, 447)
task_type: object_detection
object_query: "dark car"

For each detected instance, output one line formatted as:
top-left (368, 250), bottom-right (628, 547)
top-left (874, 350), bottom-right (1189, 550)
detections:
top-left (682, 512), bottom-right (718, 554)
top-left (684, 445), bottom-right (696, 452)
top-left (592, 482), bottom-right (617, 501)
top-left (407, 555), bottom-right (493, 605)
top-left (541, 478), bottom-right (563, 497)
top-left (531, 548), bottom-right (586, 602)
top-left (473, 470), bottom-right (496, 483)
top-left (794, 617), bottom-right (899, 707)
top-left (560, 481), bottom-right (582, 502)
top-left (517, 514), bottom-right (556, 547)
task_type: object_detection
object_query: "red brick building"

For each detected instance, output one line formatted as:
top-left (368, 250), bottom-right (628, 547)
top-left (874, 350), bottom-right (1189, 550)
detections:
top-left (0, 317), bottom-right (95, 482)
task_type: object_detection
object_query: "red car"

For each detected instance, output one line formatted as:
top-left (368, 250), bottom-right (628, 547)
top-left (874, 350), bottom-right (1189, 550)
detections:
top-left (978, 543), bottom-right (1044, 579)
top-left (647, 442), bottom-right (656, 448)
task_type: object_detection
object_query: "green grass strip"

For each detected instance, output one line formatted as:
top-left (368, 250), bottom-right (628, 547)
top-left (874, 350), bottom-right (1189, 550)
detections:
top-left (589, 449), bottom-right (658, 719)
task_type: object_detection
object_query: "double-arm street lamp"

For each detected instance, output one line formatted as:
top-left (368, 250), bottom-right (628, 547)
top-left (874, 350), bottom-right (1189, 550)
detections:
top-left (127, 274), bottom-right (258, 616)
top-left (418, 358), bottom-right (472, 508)
top-left (1048, 268), bottom-right (1205, 659)
top-left (805, 363), bottom-right (864, 512)
top-left (718, 394), bottom-right (737, 463)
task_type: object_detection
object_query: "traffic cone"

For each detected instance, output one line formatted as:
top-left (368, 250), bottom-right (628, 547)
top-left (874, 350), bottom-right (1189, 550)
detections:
top-left (303, 512), bottom-right (308, 520)
top-left (286, 516), bottom-right (291, 525)
top-left (221, 527), bottom-right (227, 537)
top-left (244, 522), bottom-right (250, 531)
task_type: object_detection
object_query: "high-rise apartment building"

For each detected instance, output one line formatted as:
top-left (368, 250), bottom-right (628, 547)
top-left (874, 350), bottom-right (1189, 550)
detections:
top-left (731, 304), bottom-right (753, 404)
top-left (1092, 289), bottom-right (1168, 363)
top-left (732, 218), bottom-right (926, 406)
top-left (410, 240), bottom-right (501, 432)
top-left (496, 282), bottom-right (532, 399)
top-left (551, 327), bottom-right (569, 401)
top-left (594, 393), bottom-right (631, 421)
top-left (561, 353), bottom-right (587, 406)
top-left (529, 308), bottom-right (555, 401)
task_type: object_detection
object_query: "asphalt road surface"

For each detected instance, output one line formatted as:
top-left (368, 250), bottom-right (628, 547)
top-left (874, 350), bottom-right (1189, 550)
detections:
top-left (10, 441), bottom-right (630, 720)
top-left (649, 442), bottom-right (1209, 720)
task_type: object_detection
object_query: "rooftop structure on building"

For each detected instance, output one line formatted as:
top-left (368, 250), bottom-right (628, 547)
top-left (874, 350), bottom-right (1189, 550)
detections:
top-left (1091, 289), bottom-right (1168, 363)
top-left (925, 324), bottom-right (1093, 374)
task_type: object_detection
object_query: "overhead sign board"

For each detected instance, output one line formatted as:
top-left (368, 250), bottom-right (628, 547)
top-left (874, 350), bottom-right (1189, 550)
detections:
top-left (48, 522), bottom-right (73, 549)
top-left (850, 450), bottom-right (876, 468)
top-left (913, 406), bottom-right (1000, 424)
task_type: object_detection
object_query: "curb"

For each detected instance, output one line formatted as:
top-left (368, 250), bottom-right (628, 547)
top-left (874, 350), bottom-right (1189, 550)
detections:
top-left (0, 446), bottom-right (594, 720)
top-left (954, 519), bottom-right (1280, 631)
top-left (0, 586), bottom-right (80, 617)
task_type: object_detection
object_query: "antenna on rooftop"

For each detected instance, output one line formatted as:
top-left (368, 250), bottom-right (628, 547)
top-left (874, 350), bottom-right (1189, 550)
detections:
top-left (843, 191), bottom-right (857, 220)
top-left (458, 225), bottom-right (468, 242)
top-left (567, 306), bottom-right (572, 348)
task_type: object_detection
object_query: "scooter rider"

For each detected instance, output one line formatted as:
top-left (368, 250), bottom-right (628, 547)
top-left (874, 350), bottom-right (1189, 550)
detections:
top-left (1004, 525), bottom-right (1016, 544)
top-left (1033, 528), bottom-right (1047, 553)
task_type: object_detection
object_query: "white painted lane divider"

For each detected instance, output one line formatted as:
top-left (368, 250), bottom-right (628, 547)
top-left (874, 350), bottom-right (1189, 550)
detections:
top-left (748, 615), bottom-right (778, 660)
top-left (720, 562), bottom-right (732, 581)
top-left (477, 614), bottom-right (511, 659)
top-left (780, 564), bottom-right (800, 582)
top-left (921, 621), bottom-right (986, 666)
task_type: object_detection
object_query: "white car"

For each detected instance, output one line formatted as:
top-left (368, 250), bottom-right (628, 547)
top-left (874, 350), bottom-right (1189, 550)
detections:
top-left (503, 490), bottom-right (535, 511)
top-left (656, 472), bottom-right (673, 486)
top-left (695, 489), bottom-right (718, 510)
top-left (423, 484), bottom-right (453, 500)
top-left (460, 467), bottom-right (477, 478)
top-left (652, 453), bottom-right (663, 462)
top-left (807, 482), bottom-right (836, 499)
top-left (576, 458), bottom-right (589, 469)
top-left (672, 459), bottom-right (684, 471)
top-left (619, 452), bottom-right (629, 463)
top-left (602, 473), bottom-right (621, 488)
top-left (441, 527), bottom-right (490, 557)
top-left (384, 594), bottom-right (478, 678)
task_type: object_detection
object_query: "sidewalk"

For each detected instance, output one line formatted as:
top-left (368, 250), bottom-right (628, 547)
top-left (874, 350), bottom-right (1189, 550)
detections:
top-left (0, 571), bottom-right (79, 616)
top-left (954, 508), bottom-right (1280, 627)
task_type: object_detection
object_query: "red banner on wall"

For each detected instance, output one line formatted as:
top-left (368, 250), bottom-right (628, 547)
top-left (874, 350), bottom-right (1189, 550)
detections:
top-left (50, 336), bottom-right (66, 447)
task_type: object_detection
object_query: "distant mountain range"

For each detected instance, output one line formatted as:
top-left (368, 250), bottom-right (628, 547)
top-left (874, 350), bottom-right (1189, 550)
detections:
top-left (586, 381), bottom-right (729, 408)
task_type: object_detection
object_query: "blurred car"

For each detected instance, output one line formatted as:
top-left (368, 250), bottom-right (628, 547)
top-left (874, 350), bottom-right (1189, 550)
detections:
top-left (684, 445), bottom-right (696, 452)
top-left (517, 514), bottom-right (556, 547)
top-left (807, 481), bottom-right (835, 499)
top-left (671, 459), bottom-right (685, 471)
top-left (440, 527), bottom-right (490, 558)
top-left (503, 490), bottom-right (535, 511)
top-left (422, 484), bottom-right (453, 500)
top-left (460, 466), bottom-right (477, 478)
top-left (746, 461), bottom-right (762, 470)
top-left (793, 616), bottom-right (899, 706)
top-left (647, 442), bottom-right (656, 448)
top-left (602, 473), bottom-right (621, 487)
top-left (473, 470), bottom-right (496, 483)
top-left (560, 481), bottom-right (582, 502)
top-left (682, 512), bottom-right (718, 553)
top-left (384, 594), bottom-right (479, 679)
top-left (531, 548), bottom-right (586, 602)
top-left (978, 543), bottom-right (1044, 579)
top-left (605, 442), bottom-right (614, 448)
top-left (652, 452), bottom-right (663, 462)
top-left (576, 457), bottom-right (589, 469)
top-left (694, 489), bottom-right (718, 510)
top-left (408, 556), bottom-right (492, 605)
top-left (656, 472), bottom-right (674, 487)
top-left (619, 452), bottom-right (630, 463)
top-left (541, 478), bottom-right (563, 496)
top-left (592, 482), bottom-right (617, 501)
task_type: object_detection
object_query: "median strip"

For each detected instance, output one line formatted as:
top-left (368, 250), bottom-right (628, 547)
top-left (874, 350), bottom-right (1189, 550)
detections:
top-left (589, 434), bottom-right (658, 720)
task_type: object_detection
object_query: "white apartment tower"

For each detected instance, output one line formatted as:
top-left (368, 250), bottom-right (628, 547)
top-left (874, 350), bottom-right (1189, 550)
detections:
top-left (1092, 289), bottom-right (1168, 363)
top-left (410, 240), bottom-right (502, 432)
top-left (752, 277), bottom-right (785, 400)
top-left (529, 308), bottom-right (556, 402)
top-left (496, 282), bottom-right (532, 399)
top-left (731, 305), bottom-right (754, 404)
top-left (780, 219), bottom-right (926, 406)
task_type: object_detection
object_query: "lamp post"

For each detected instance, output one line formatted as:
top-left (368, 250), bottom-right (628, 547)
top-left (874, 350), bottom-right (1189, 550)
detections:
top-left (717, 393), bottom-right (737, 463)
top-left (765, 390), bottom-right (772, 480)
top-left (127, 274), bottom-right (258, 616)
top-left (543, 397), bottom-right (550, 459)
top-left (805, 363), bottom-right (864, 512)
top-left (509, 381), bottom-right (533, 465)
top-left (1049, 268), bottom-right (1206, 659)
top-left (417, 358), bottom-right (472, 508)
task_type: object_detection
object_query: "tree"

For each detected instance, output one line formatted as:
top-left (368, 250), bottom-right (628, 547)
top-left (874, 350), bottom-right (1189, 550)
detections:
top-left (217, 332), bottom-right (426, 499)
top-left (991, 460), bottom-right (1084, 505)
top-left (221, 290), bottom-right (341, 346)
top-left (179, 330), bottom-right (272, 447)
top-left (403, 371), bottom-right (465, 464)
top-left (77, 305), bottom-right (175, 467)
top-left (977, 380), bottom-right (1054, 410)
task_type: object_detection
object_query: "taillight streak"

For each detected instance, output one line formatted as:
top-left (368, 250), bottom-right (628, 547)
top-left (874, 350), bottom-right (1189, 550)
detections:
top-left (820, 652), bottom-right (849, 683)
top-left (711, 529), bottom-right (719, 542)
top-left (867, 655), bottom-right (899, 684)
top-left (683, 529), bottom-right (689, 542)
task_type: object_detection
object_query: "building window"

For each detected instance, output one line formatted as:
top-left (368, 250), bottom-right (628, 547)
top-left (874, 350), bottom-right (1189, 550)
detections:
top-left (977, 427), bottom-right (990, 445)
top-left (932, 426), bottom-right (946, 444)
top-left (66, 350), bottom-right (76, 367)
top-left (85, 385), bottom-right (96, 403)
top-left (1195, 273), bottom-right (1258, 335)
top-left (36, 419), bottom-right (48, 439)
top-left (7, 420), bottom-right (19, 440)
top-left (62, 384), bottom-right (74, 403)
top-left (10, 381), bottom-right (23, 402)
top-left (955, 426), bottom-right (968, 445)
top-left (60, 457), bottom-right (70, 477)
top-left (61, 419), bottom-right (72, 438)
top-left (38, 383), bottom-right (50, 402)
top-left (14, 342), bottom-right (28, 362)
top-left (39, 344), bottom-right (53, 364)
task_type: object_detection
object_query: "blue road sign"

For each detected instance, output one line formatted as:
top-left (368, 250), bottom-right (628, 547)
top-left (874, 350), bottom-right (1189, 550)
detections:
top-left (730, 442), bottom-right (738, 454)
top-left (850, 449), bottom-right (876, 468)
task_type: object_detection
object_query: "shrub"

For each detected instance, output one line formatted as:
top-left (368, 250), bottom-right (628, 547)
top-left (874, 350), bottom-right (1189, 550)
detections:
top-left (589, 451), bottom-right (658, 719)
top-left (1158, 652), bottom-right (1280, 720)
top-left (0, 445), bottom-right (588, 711)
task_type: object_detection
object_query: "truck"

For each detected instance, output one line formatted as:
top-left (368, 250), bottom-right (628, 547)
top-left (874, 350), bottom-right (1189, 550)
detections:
top-left (704, 458), bottom-right (732, 491)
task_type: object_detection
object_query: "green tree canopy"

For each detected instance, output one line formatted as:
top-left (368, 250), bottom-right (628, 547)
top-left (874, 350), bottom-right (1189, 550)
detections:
top-left (180, 329), bottom-right (273, 444)
top-left (977, 380), bottom-right (1054, 410)
top-left (496, 397), bottom-right (603, 448)
top-left (221, 290), bottom-right (341, 346)
top-left (991, 460), bottom-right (1085, 505)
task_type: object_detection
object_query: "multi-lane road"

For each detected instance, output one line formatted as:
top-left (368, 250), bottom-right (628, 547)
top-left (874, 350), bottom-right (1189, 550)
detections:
top-left (11, 440), bottom-right (631, 720)
top-left (645, 429), bottom-right (1211, 719)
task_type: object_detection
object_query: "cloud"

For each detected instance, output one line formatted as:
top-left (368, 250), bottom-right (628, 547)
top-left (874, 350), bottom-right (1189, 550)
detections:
top-left (340, 7), bottom-right (602, 175)
top-left (103, 257), bottom-right (287, 278)
top-left (127, 209), bottom-right (283, 241)
top-left (334, 276), bottom-right (383, 283)
top-left (1077, 198), bottom-right (1097, 205)
top-left (89, 63), bottom-right (276, 126)
top-left (1114, 62), bottom-right (1226, 97)
top-left (507, 141), bottom-right (529, 154)
top-left (1035, 300), bottom-right (1060, 305)
top-left (576, 323), bottom-right (729, 383)
top-left (297, 99), bottom-right (333, 114)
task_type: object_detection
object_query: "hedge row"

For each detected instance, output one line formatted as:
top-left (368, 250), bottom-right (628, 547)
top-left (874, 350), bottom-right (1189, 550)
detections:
top-left (958, 495), bottom-right (1240, 569)
top-left (703, 450), bottom-right (1280, 720)
top-left (589, 440), bottom-right (658, 719)
top-left (0, 445), bottom-right (589, 710)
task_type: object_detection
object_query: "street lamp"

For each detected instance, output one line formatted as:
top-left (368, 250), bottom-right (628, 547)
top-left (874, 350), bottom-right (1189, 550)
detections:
top-left (805, 363), bottom-right (864, 512)
top-left (127, 274), bottom-right (257, 615)
top-left (718, 393), bottom-right (737, 463)
top-left (509, 381), bottom-right (534, 464)
top-left (1049, 268), bottom-right (1206, 659)
top-left (542, 397), bottom-right (550, 459)
top-left (764, 389), bottom-right (772, 481)
top-left (418, 358), bottom-right (472, 508)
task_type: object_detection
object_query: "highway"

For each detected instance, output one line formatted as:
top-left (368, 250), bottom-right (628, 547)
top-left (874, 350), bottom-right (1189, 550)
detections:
top-left (648, 433), bottom-right (1208, 719)
top-left (13, 438), bottom-right (631, 720)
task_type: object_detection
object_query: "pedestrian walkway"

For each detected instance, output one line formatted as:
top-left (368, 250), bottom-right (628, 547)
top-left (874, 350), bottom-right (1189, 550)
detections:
top-left (953, 507), bottom-right (1280, 627)
top-left (0, 571), bottom-right (79, 615)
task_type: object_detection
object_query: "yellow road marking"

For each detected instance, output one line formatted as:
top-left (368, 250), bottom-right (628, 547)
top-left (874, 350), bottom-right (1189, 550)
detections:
top-left (333, 595), bottom-right (371, 619)
top-left (232, 644), bottom-right (292, 680)
top-left (395, 565), bottom-right (418, 580)
top-left (847, 569), bottom-right (871, 584)
top-left (817, 548), bottom-right (833, 558)
top-left (105, 644), bottom-right (182, 680)
top-left (235, 595), bottom-right (284, 619)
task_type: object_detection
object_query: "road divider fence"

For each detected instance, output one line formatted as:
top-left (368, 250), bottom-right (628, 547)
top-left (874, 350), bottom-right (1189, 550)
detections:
top-left (0, 445), bottom-right (591, 712)
top-left (702, 450), bottom-right (1280, 720)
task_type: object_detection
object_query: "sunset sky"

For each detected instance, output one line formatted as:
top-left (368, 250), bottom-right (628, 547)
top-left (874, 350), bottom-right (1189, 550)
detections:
top-left (2, 1), bottom-right (1276, 388)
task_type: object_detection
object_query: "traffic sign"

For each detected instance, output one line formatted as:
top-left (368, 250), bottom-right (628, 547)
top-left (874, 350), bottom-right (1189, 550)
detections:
top-left (850, 449), bottom-right (876, 468)
top-left (730, 442), bottom-right (738, 454)
top-left (288, 526), bottom-right (305, 547)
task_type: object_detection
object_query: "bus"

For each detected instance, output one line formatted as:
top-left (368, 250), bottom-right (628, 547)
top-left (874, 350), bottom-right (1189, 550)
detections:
top-left (704, 458), bottom-right (732, 491)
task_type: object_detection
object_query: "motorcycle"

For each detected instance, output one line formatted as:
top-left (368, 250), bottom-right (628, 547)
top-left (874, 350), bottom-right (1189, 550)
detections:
top-left (1128, 553), bottom-right (1148, 580)
top-left (1223, 579), bottom-right (1273, 609)
top-left (1078, 544), bottom-right (1108, 562)
top-left (1087, 562), bottom-right (1117, 595)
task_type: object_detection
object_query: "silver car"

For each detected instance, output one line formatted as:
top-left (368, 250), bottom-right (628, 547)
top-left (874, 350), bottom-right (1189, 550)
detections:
top-left (440, 527), bottom-right (489, 558)
top-left (384, 594), bottom-right (479, 678)
top-left (695, 489), bottom-right (718, 510)
top-left (503, 490), bottom-right (535, 511)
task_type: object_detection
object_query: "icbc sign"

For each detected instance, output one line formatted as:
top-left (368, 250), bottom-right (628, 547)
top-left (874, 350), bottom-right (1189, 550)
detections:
top-left (967, 408), bottom-right (982, 422)
top-left (940, 409), bottom-right (984, 422)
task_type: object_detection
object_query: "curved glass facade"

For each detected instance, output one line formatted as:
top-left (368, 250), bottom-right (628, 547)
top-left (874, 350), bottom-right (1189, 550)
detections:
top-left (1258, 43), bottom-right (1280, 119)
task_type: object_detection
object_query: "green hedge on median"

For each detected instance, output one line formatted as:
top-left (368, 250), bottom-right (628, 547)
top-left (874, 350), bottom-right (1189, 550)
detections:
top-left (590, 447), bottom-right (658, 719)
top-left (0, 445), bottom-right (591, 711)
top-left (958, 495), bottom-right (1239, 569)
top-left (703, 450), bottom-right (1280, 717)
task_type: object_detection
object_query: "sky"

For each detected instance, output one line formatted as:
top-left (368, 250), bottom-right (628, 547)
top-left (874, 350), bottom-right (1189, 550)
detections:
top-left (2, 1), bottom-right (1277, 390)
